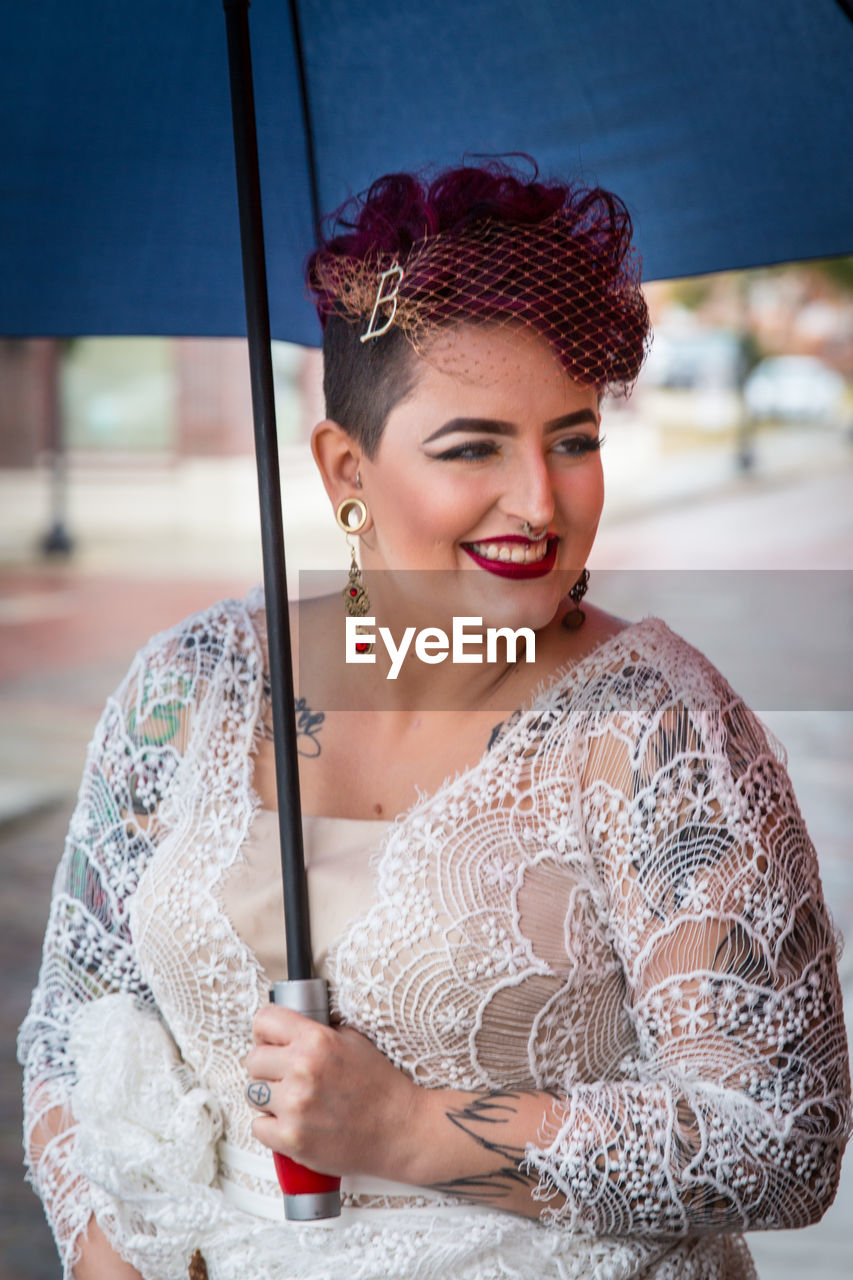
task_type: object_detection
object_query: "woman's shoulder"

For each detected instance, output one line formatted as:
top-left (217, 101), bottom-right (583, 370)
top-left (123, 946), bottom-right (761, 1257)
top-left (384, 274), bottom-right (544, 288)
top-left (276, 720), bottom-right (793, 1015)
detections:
top-left (559, 610), bottom-right (771, 761)
top-left (537, 608), bottom-right (751, 735)
top-left (136, 588), bottom-right (263, 663)
top-left (536, 607), bottom-right (698, 684)
top-left (571, 610), bottom-right (735, 692)
top-left (115, 588), bottom-right (267, 720)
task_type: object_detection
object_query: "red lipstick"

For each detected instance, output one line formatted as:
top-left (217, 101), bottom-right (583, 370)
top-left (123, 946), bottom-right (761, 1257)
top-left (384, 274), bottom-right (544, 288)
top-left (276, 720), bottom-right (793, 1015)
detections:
top-left (461, 535), bottom-right (558, 580)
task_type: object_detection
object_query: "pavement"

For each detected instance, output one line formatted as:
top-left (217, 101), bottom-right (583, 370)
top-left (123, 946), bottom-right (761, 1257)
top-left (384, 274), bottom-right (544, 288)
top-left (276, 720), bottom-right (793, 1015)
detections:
top-left (1, 424), bottom-right (851, 1277)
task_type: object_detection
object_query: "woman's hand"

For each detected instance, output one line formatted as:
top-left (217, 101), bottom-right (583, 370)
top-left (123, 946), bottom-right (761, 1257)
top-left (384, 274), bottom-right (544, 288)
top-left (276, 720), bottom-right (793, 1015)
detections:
top-left (245, 1006), bottom-right (426, 1181)
top-left (72, 1217), bottom-right (143, 1280)
top-left (245, 1006), bottom-right (564, 1216)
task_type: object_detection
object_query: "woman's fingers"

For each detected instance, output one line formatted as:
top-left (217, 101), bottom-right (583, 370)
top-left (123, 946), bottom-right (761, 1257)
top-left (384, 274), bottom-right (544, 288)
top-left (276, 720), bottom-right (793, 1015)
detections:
top-left (252, 1002), bottom-right (311, 1046)
top-left (250, 1111), bottom-right (315, 1167)
top-left (246, 1014), bottom-right (333, 1088)
top-left (244, 1065), bottom-right (327, 1165)
top-left (244, 1043), bottom-right (291, 1080)
top-left (244, 1015), bottom-right (422, 1178)
top-left (245, 1024), bottom-right (336, 1121)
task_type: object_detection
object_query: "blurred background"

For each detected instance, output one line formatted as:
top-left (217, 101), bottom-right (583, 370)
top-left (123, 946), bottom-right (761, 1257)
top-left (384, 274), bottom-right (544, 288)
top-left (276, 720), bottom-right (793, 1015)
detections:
top-left (2, 259), bottom-right (852, 1277)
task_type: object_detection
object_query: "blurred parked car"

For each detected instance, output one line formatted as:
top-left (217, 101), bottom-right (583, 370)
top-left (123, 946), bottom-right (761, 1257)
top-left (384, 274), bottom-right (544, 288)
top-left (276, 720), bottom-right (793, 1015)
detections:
top-left (743, 355), bottom-right (846, 423)
top-left (641, 329), bottom-right (746, 391)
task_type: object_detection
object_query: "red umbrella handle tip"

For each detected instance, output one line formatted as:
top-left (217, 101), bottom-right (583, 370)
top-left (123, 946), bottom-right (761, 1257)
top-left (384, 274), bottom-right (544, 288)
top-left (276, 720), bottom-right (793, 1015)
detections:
top-left (269, 978), bottom-right (342, 1219)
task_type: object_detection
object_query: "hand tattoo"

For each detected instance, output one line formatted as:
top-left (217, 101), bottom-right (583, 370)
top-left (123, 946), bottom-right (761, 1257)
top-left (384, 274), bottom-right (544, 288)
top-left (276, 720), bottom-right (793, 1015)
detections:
top-left (247, 1080), bottom-right (272, 1108)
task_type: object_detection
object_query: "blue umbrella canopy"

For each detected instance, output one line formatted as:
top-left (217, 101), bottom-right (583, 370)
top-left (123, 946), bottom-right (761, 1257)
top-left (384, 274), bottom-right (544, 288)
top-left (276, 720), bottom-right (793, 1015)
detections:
top-left (3, 0), bottom-right (853, 341)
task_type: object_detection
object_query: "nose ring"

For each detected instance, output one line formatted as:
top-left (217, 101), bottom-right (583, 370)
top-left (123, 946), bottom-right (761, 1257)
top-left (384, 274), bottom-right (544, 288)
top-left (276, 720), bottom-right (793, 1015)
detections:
top-left (522, 521), bottom-right (548, 542)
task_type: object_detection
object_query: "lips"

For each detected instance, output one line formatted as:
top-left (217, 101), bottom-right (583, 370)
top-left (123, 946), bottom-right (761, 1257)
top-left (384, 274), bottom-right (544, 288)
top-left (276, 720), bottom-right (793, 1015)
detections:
top-left (461, 535), bottom-right (558, 579)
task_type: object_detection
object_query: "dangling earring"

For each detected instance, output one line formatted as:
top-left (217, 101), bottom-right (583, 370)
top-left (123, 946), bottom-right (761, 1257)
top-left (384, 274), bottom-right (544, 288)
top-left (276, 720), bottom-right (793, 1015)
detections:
top-left (335, 497), bottom-right (372, 653)
top-left (561, 569), bottom-right (590, 631)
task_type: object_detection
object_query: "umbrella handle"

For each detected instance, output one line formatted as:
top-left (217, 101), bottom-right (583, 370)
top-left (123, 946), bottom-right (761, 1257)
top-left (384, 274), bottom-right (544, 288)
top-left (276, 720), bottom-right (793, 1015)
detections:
top-left (269, 980), bottom-right (342, 1220)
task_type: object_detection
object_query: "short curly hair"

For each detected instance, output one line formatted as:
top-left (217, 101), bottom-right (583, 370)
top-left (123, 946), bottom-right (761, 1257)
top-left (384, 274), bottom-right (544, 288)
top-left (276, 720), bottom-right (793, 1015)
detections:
top-left (307, 160), bottom-right (650, 457)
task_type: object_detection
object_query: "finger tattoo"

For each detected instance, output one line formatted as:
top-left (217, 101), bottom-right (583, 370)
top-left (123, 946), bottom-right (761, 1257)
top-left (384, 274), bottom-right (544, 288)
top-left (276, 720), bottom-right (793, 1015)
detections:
top-left (247, 1080), bottom-right (272, 1108)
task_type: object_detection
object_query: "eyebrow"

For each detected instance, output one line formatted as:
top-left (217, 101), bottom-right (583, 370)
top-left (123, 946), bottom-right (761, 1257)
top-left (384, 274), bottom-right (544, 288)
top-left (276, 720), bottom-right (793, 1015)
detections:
top-left (422, 409), bottom-right (599, 445)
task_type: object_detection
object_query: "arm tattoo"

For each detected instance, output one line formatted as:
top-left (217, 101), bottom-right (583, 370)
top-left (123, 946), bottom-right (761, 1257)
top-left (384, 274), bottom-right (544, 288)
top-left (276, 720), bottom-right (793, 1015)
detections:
top-left (429, 1089), bottom-right (559, 1206)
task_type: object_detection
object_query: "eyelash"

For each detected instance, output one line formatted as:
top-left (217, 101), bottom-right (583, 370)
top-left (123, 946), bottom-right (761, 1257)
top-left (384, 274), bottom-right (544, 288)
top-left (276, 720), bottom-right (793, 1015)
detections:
top-left (431, 435), bottom-right (605, 463)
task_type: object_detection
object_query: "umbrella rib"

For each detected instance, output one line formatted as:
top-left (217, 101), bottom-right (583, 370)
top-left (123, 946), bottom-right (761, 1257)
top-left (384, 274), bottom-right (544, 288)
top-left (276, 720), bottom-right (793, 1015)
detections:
top-left (287, 0), bottom-right (322, 242)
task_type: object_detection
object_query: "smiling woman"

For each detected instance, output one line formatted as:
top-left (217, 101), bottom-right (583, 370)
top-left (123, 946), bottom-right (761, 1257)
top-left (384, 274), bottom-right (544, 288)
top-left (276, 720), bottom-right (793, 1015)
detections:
top-left (311, 323), bottom-right (605, 643)
top-left (18, 161), bottom-right (851, 1280)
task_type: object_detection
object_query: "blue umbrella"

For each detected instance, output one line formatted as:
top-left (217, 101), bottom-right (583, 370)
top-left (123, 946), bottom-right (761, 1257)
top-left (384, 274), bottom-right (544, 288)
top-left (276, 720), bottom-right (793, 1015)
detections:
top-left (4, 0), bottom-right (853, 1221)
top-left (4, 1), bottom-right (853, 340)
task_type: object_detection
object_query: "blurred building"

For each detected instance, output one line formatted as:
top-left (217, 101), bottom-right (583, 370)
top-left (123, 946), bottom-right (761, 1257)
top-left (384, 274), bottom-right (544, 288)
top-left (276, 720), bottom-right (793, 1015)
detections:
top-left (646, 259), bottom-right (853, 377)
top-left (0, 339), bottom-right (60, 467)
top-left (0, 336), bottom-right (320, 469)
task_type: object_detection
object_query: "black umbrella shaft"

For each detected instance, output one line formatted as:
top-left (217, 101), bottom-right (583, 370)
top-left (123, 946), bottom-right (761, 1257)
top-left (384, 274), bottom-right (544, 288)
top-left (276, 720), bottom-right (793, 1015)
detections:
top-left (223, 0), bottom-right (312, 980)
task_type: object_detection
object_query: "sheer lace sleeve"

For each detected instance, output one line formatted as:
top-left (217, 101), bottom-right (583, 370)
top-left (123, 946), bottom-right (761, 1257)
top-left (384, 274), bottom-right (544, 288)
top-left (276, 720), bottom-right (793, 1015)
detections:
top-left (525, 657), bottom-right (851, 1235)
top-left (17, 626), bottom-right (201, 1275)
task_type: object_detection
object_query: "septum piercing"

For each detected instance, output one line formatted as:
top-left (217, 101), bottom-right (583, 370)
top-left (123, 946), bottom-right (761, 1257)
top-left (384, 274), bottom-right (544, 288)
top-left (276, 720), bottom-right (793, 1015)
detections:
top-left (521, 521), bottom-right (548, 541)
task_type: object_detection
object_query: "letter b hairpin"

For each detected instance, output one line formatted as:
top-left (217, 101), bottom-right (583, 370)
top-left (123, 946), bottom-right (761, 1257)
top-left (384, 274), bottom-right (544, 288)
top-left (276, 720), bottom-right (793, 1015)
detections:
top-left (361, 261), bottom-right (405, 342)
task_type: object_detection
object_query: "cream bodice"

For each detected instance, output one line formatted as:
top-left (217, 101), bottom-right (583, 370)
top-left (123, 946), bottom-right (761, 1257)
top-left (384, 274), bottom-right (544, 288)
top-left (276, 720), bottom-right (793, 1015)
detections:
top-left (218, 810), bottom-right (391, 983)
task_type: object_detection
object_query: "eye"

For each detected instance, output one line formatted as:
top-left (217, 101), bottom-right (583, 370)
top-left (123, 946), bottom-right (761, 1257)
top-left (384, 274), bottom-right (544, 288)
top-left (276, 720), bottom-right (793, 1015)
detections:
top-left (552, 433), bottom-right (604, 456)
top-left (429, 439), bottom-right (501, 462)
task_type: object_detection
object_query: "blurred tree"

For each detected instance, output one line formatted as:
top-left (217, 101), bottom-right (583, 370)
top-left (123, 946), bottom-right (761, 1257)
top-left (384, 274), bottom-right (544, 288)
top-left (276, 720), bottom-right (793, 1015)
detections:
top-left (810, 255), bottom-right (853, 292)
top-left (667, 277), bottom-right (713, 311)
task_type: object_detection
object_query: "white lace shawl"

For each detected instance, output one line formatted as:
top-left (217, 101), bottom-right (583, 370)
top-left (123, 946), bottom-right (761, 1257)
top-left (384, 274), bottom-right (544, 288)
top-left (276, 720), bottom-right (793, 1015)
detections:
top-left (18, 594), bottom-right (851, 1279)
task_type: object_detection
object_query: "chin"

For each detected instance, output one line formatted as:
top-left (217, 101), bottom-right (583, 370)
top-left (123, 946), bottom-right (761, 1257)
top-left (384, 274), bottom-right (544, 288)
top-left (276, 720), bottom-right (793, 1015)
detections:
top-left (459, 578), bottom-right (564, 637)
top-left (379, 566), bottom-right (565, 640)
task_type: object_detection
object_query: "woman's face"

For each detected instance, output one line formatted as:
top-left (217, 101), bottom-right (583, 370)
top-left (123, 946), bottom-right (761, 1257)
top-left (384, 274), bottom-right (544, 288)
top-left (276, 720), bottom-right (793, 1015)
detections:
top-left (358, 324), bottom-right (604, 633)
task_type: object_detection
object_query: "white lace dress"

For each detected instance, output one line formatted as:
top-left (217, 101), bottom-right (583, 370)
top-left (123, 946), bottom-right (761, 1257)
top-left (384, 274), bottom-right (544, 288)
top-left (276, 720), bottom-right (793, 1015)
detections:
top-left (18, 593), bottom-right (850, 1280)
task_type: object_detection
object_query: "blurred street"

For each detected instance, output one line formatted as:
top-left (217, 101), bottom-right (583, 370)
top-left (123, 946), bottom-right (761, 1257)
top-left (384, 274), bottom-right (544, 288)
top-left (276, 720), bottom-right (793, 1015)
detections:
top-left (1, 426), bottom-right (851, 1277)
